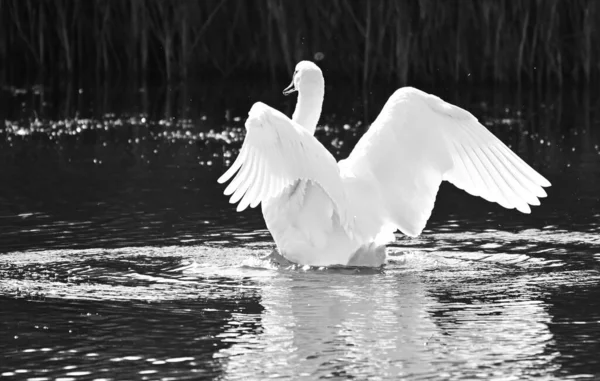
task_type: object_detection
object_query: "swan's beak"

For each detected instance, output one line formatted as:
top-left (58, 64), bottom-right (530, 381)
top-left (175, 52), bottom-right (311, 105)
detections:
top-left (282, 80), bottom-right (296, 96)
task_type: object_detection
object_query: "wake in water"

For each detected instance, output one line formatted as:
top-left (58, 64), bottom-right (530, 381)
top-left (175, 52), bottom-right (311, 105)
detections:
top-left (2, 226), bottom-right (593, 303)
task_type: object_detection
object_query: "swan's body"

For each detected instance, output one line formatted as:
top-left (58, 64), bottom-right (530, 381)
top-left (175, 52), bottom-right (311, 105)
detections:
top-left (218, 61), bottom-right (551, 267)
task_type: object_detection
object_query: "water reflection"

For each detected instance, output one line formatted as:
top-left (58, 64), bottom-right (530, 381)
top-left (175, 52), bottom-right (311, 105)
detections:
top-left (216, 269), bottom-right (436, 379)
top-left (188, 251), bottom-right (571, 380)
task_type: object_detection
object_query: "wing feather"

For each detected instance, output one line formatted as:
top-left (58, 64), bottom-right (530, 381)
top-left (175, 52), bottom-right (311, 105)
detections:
top-left (460, 137), bottom-right (510, 207)
top-left (244, 151), bottom-right (267, 209)
top-left (218, 145), bottom-right (247, 184)
top-left (459, 118), bottom-right (537, 211)
top-left (229, 149), bottom-right (257, 204)
top-left (224, 147), bottom-right (252, 196)
top-left (467, 140), bottom-right (523, 210)
top-left (218, 102), bottom-right (349, 228)
top-left (248, 158), bottom-right (267, 208)
top-left (503, 145), bottom-right (551, 189)
top-left (490, 145), bottom-right (546, 198)
top-left (485, 145), bottom-right (539, 206)
top-left (450, 140), bottom-right (484, 197)
top-left (344, 87), bottom-right (550, 237)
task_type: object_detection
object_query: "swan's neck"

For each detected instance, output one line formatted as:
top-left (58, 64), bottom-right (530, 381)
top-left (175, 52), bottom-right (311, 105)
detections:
top-left (292, 86), bottom-right (324, 135)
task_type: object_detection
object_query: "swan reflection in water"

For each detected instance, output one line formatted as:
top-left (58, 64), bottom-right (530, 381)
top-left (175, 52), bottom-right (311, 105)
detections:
top-left (188, 254), bottom-right (557, 380)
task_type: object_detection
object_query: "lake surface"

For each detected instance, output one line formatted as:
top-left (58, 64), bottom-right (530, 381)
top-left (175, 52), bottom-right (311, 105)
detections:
top-left (1, 81), bottom-right (600, 380)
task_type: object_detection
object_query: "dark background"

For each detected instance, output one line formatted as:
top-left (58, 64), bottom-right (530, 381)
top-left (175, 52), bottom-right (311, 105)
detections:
top-left (1, 0), bottom-right (599, 88)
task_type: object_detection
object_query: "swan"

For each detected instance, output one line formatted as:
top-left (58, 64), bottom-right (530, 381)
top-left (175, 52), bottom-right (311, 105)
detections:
top-left (218, 61), bottom-right (551, 267)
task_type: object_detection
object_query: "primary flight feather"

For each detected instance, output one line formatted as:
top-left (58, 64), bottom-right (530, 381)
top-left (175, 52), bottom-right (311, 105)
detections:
top-left (218, 61), bottom-right (550, 267)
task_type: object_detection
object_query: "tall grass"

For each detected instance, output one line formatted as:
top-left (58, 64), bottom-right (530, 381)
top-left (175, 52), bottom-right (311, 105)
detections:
top-left (1, 0), bottom-right (599, 87)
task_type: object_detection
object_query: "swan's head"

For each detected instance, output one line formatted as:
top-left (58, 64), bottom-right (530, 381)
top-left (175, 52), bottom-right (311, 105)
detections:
top-left (283, 61), bottom-right (324, 96)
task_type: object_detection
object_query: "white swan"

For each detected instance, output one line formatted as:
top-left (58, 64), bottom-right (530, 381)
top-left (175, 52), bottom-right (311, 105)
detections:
top-left (218, 61), bottom-right (551, 267)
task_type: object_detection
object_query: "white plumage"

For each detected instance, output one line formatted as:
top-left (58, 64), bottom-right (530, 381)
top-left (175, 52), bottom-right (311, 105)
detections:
top-left (218, 61), bottom-right (551, 267)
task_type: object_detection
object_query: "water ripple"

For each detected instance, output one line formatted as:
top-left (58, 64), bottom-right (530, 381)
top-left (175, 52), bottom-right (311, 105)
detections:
top-left (0, 239), bottom-right (599, 379)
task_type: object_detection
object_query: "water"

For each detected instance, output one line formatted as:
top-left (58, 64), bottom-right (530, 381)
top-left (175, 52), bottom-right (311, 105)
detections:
top-left (1, 81), bottom-right (600, 380)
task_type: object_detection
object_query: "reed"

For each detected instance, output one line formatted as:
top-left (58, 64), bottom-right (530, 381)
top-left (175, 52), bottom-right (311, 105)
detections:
top-left (2, 0), bottom-right (599, 87)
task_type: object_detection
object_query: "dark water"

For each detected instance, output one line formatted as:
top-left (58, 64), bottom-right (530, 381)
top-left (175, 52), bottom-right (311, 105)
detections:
top-left (1, 81), bottom-right (600, 380)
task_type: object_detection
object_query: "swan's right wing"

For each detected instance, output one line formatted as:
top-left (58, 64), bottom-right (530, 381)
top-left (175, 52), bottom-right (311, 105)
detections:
top-left (218, 102), bottom-right (349, 223)
top-left (343, 87), bottom-right (550, 237)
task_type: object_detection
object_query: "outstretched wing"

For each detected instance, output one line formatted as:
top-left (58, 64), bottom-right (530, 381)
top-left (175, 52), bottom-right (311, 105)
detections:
top-left (342, 87), bottom-right (551, 237)
top-left (218, 102), bottom-right (348, 221)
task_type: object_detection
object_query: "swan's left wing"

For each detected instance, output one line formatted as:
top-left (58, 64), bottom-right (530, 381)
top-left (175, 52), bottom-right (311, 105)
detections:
top-left (342, 87), bottom-right (550, 237)
top-left (218, 102), bottom-right (349, 223)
